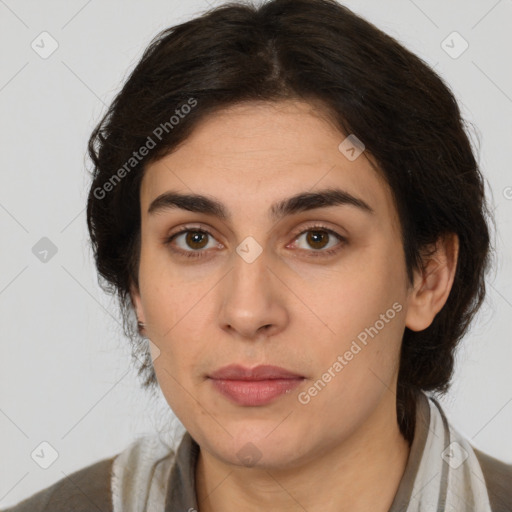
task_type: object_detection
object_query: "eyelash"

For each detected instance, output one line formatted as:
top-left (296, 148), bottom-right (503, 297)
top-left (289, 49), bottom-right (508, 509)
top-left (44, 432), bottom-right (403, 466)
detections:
top-left (163, 224), bottom-right (346, 260)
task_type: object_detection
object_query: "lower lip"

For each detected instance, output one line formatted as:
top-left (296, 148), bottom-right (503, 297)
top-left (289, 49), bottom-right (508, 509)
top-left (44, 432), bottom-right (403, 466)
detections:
top-left (210, 378), bottom-right (303, 406)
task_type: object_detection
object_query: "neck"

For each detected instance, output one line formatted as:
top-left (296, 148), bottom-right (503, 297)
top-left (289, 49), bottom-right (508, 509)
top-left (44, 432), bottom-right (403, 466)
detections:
top-left (195, 393), bottom-right (412, 512)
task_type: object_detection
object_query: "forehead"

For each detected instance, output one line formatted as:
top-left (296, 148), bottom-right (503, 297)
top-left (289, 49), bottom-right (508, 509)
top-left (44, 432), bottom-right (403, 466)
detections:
top-left (140, 100), bottom-right (397, 227)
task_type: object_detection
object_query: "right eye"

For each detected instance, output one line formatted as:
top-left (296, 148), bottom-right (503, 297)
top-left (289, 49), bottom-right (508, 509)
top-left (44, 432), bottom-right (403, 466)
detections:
top-left (164, 228), bottom-right (222, 259)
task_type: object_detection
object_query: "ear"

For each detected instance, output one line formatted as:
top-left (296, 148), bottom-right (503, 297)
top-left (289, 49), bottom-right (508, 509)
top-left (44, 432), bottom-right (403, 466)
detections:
top-left (405, 233), bottom-right (459, 332)
top-left (130, 282), bottom-right (147, 336)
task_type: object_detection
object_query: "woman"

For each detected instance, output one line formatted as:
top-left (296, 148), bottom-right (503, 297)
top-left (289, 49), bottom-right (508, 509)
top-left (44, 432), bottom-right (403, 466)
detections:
top-left (4, 0), bottom-right (511, 511)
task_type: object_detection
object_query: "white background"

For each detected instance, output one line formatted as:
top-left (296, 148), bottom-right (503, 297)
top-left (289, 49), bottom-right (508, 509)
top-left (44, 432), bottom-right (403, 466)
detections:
top-left (0, 0), bottom-right (511, 507)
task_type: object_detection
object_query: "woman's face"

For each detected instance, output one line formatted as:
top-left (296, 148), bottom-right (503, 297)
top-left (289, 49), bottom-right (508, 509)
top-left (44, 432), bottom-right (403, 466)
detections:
top-left (132, 99), bottom-right (414, 469)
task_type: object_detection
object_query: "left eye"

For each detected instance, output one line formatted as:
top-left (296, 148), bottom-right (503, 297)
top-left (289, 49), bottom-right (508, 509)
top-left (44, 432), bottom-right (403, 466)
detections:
top-left (291, 228), bottom-right (344, 252)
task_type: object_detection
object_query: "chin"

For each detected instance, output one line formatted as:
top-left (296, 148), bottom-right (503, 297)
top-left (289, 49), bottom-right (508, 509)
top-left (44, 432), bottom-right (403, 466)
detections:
top-left (206, 426), bottom-right (308, 470)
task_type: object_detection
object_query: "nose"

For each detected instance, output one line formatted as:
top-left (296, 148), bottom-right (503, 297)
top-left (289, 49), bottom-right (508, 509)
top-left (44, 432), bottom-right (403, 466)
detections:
top-left (217, 248), bottom-right (289, 341)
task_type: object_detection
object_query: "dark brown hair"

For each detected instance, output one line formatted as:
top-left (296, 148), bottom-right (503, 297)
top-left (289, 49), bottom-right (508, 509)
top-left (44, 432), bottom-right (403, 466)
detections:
top-left (86, 0), bottom-right (493, 443)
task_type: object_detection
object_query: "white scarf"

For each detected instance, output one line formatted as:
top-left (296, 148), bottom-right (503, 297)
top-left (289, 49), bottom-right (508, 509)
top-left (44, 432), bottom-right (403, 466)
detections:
top-left (111, 434), bottom-right (177, 512)
top-left (111, 393), bottom-right (493, 512)
top-left (403, 395), bottom-right (492, 511)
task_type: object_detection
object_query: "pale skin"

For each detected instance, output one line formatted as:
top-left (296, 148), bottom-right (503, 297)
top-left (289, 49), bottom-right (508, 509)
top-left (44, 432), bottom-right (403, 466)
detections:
top-left (130, 99), bottom-right (459, 512)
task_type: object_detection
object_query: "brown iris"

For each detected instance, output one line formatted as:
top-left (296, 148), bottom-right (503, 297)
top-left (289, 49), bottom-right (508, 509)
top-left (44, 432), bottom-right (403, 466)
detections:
top-left (306, 230), bottom-right (329, 250)
top-left (183, 229), bottom-right (330, 252)
top-left (186, 231), bottom-right (209, 249)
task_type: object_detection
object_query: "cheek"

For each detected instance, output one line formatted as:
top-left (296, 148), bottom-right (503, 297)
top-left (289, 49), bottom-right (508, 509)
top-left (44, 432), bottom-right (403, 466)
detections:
top-left (140, 276), bottom-right (211, 368)
top-left (305, 247), bottom-right (408, 400)
top-left (315, 252), bottom-right (407, 342)
top-left (139, 259), bottom-right (201, 335)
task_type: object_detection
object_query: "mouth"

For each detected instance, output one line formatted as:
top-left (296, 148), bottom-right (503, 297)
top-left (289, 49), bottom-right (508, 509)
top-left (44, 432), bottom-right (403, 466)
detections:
top-left (208, 364), bottom-right (305, 406)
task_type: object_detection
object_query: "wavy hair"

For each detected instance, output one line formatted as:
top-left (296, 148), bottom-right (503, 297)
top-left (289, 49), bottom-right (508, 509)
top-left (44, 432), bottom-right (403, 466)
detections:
top-left (86, 0), bottom-right (493, 443)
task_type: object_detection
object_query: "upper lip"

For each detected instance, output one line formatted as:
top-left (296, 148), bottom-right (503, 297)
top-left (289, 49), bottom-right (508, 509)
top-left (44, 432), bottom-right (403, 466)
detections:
top-left (209, 364), bottom-right (304, 381)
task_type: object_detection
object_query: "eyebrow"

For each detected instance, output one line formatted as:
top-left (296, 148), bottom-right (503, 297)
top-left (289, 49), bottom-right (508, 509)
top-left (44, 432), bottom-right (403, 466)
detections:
top-left (147, 187), bottom-right (374, 221)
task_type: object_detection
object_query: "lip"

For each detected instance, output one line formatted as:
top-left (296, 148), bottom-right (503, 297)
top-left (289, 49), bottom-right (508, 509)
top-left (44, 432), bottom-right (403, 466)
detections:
top-left (209, 364), bottom-right (304, 381)
top-left (208, 364), bottom-right (304, 406)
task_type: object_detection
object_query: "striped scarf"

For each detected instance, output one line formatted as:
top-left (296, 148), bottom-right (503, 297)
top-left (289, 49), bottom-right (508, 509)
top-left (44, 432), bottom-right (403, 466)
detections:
top-left (111, 392), bottom-right (493, 512)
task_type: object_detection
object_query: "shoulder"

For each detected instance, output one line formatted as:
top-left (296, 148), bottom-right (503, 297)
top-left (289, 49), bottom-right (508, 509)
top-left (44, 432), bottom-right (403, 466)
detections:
top-left (473, 447), bottom-right (512, 512)
top-left (1, 455), bottom-right (116, 512)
